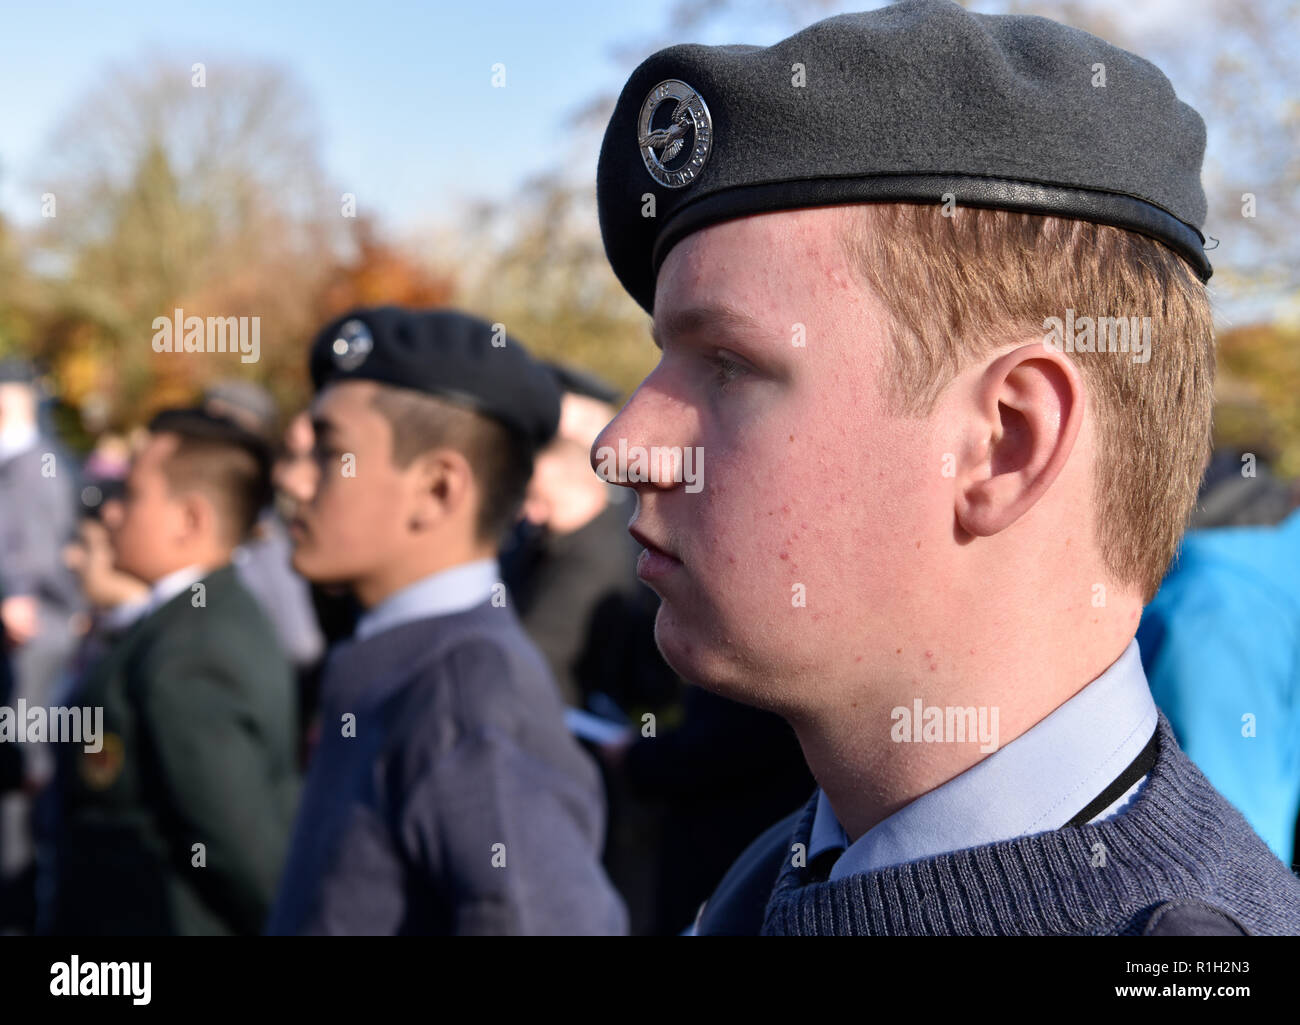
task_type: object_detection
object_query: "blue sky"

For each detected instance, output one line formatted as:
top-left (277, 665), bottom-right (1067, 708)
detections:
top-left (0, 0), bottom-right (825, 234)
top-left (2, 0), bottom-right (1280, 324)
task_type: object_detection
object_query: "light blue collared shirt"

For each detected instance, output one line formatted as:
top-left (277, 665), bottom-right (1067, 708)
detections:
top-left (808, 639), bottom-right (1157, 880)
top-left (352, 558), bottom-right (500, 642)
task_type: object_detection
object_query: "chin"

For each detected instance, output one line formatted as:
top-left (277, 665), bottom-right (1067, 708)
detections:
top-left (654, 606), bottom-right (753, 702)
top-left (289, 547), bottom-right (330, 584)
top-left (292, 551), bottom-right (358, 592)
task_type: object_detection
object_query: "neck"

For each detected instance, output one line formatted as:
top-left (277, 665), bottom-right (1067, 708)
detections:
top-left (148, 551), bottom-right (228, 586)
top-left (355, 540), bottom-right (496, 609)
top-left (788, 607), bottom-right (1140, 844)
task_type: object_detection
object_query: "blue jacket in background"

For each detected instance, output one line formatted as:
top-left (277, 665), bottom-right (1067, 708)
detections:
top-left (1138, 508), bottom-right (1300, 866)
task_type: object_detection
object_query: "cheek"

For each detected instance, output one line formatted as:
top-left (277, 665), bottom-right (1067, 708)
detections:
top-left (696, 420), bottom-right (919, 628)
top-left (318, 472), bottom-right (407, 539)
top-left (123, 500), bottom-right (164, 542)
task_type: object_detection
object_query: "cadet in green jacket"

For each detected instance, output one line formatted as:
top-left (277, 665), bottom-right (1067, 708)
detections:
top-left (48, 408), bottom-right (298, 935)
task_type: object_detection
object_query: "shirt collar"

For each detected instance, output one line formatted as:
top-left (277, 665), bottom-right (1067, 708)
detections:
top-left (353, 558), bottom-right (499, 642)
top-left (146, 564), bottom-right (207, 615)
top-left (0, 422), bottom-right (39, 464)
top-left (809, 638), bottom-right (1157, 879)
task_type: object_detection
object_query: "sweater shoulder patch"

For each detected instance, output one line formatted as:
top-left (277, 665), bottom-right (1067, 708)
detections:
top-left (1143, 900), bottom-right (1249, 936)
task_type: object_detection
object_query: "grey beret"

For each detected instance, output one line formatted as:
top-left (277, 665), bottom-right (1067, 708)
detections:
top-left (597, 0), bottom-right (1212, 314)
top-left (310, 306), bottom-right (561, 453)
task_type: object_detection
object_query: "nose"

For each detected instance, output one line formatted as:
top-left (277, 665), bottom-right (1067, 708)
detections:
top-left (589, 373), bottom-right (692, 495)
top-left (278, 456), bottom-right (319, 507)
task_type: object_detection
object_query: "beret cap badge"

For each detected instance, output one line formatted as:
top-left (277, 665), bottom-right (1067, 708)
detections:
top-left (331, 318), bottom-right (374, 371)
top-left (637, 79), bottom-right (713, 188)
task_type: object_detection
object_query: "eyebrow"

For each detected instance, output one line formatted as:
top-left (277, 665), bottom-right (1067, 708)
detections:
top-left (649, 303), bottom-right (767, 351)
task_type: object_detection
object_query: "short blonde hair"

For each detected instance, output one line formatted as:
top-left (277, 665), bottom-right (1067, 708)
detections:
top-left (839, 204), bottom-right (1215, 603)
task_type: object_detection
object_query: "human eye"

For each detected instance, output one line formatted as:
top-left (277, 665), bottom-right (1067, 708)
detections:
top-left (708, 350), bottom-right (749, 390)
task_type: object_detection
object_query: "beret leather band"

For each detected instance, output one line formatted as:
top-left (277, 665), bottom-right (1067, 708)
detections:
top-left (652, 174), bottom-right (1213, 290)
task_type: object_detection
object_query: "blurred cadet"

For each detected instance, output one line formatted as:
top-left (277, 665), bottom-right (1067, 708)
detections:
top-left (271, 408), bottom-right (360, 766)
top-left (593, 0), bottom-right (1300, 934)
top-left (30, 477), bottom-right (149, 933)
top-left (268, 307), bottom-right (626, 935)
top-left (1138, 507), bottom-right (1300, 867)
top-left (0, 357), bottom-right (81, 932)
top-left (499, 362), bottom-right (677, 932)
top-left (273, 410), bottom-right (358, 643)
top-left (202, 381), bottom-right (325, 674)
top-left (48, 408), bottom-right (299, 935)
top-left (25, 480), bottom-right (148, 788)
top-left (600, 687), bottom-right (815, 934)
top-left (59, 478), bottom-right (151, 683)
top-left (502, 362), bottom-right (660, 709)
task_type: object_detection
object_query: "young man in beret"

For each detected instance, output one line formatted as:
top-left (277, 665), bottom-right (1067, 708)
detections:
top-left (50, 408), bottom-right (298, 935)
top-left (267, 306), bottom-right (626, 935)
top-left (593, 0), bottom-right (1300, 935)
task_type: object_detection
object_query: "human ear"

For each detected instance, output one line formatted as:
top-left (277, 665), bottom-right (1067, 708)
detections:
top-left (954, 344), bottom-right (1083, 538)
top-left (408, 448), bottom-right (473, 532)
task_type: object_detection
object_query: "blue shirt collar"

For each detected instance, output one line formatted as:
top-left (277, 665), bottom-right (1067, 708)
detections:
top-left (353, 558), bottom-right (500, 642)
top-left (809, 638), bottom-right (1157, 880)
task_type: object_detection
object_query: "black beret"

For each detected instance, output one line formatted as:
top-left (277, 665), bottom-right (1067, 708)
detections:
top-left (309, 307), bottom-right (560, 453)
top-left (598, 0), bottom-right (1212, 315)
top-left (147, 406), bottom-right (273, 474)
top-left (545, 361), bottom-right (621, 405)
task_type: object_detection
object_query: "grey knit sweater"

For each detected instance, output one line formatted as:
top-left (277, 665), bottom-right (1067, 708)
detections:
top-left (700, 712), bottom-right (1300, 935)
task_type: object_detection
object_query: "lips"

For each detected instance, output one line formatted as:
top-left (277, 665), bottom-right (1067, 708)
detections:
top-left (629, 525), bottom-right (679, 562)
top-left (630, 524), bottom-right (682, 584)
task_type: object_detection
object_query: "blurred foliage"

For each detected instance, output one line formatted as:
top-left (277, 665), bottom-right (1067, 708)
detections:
top-left (453, 173), bottom-right (657, 403)
top-left (1214, 323), bottom-right (1300, 476)
top-left (0, 2), bottom-right (1295, 477)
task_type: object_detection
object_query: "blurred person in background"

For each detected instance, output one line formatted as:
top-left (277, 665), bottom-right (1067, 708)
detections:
top-left (30, 476), bottom-right (149, 933)
top-left (502, 362), bottom-right (680, 931)
top-left (59, 478), bottom-right (151, 684)
top-left (599, 687), bottom-right (816, 935)
top-left (202, 381), bottom-right (325, 676)
top-left (268, 307), bottom-right (626, 935)
top-left (0, 358), bottom-right (82, 933)
top-left (1138, 504), bottom-right (1300, 869)
top-left (47, 407), bottom-right (298, 935)
top-left (1189, 444), bottom-right (1299, 529)
top-left (271, 407), bottom-right (359, 765)
top-left (504, 363), bottom-right (681, 718)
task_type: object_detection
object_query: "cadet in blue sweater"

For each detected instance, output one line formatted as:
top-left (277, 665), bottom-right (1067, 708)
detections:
top-left (590, 1), bottom-right (1300, 934)
top-left (267, 307), bottom-right (626, 935)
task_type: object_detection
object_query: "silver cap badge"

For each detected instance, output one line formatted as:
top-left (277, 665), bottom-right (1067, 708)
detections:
top-left (637, 79), bottom-right (713, 189)
top-left (331, 319), bottom-right (373, 371)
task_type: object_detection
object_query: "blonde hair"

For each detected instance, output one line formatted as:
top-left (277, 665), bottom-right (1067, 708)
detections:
top-left (839, 204), bottom-right (1215, 602)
